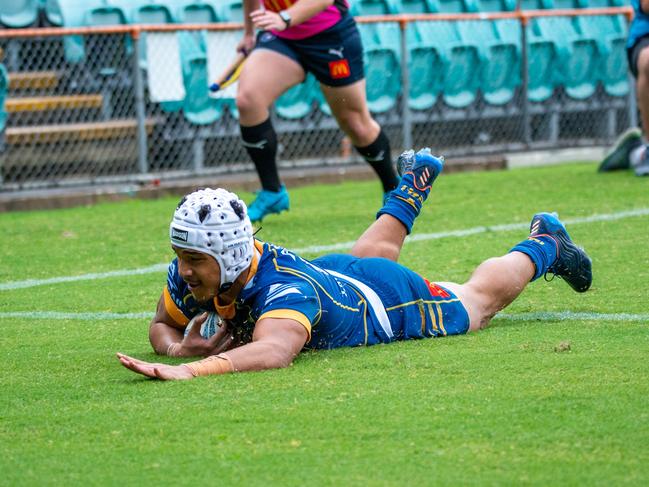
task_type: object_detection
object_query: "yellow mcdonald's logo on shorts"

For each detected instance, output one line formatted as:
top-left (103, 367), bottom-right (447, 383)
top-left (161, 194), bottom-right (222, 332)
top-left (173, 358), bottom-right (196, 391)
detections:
top-left (329, 59), bottom-right (351, 79)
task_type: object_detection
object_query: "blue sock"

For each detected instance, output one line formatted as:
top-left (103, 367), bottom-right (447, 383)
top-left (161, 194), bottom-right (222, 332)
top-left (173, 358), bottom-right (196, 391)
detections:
top-left (376, 172), bottom-right (431, 234)
top-left (510, 235), bottom-right (558, 281)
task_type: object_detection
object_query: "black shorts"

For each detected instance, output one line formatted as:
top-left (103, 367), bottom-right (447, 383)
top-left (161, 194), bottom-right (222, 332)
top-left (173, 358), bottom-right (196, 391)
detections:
top-left (254, 14), bottom-right (364, 87)
top-left (628, 35), bottom-right (649, 78)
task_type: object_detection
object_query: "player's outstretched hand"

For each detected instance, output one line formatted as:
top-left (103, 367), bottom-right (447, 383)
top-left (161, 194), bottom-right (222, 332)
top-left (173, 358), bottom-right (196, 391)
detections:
top-left (116, 353), bottom-right (194, 381)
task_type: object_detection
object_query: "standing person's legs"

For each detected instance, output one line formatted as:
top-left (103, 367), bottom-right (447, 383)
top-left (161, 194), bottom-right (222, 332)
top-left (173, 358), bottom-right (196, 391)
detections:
top-left (322, 80), bottom-right (399, 194)
top-left (632, 44), bottom-right (649, 175)
top-left (236, 44), bottom-right (304, 220)
top-left (599, 37), bottom-right (649, 174)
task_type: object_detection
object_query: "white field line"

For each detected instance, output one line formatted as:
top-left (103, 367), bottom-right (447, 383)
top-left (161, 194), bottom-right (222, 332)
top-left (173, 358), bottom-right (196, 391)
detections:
top-left (2, 207), bottom-right (649, 292)
top-left (0, 310), bottom-right (647, 323)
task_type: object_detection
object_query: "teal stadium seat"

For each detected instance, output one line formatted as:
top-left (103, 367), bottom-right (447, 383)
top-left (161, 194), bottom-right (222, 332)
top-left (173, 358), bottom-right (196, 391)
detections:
top-left (349, 0), bottom-right (402, 113)
top-left (436, 0), bottom-right (479, 13)
top-left (531, 12), bottom-right (599, 99)
top-left (84, 5), bottom-right (133, 77)
top-left (574, 1), bottom-right (629, 97)
top-left (44, 0), bottom-right (100, 63)
top-left (178, 32), bottom-right (222, 124)
top-left (216, 0), bottom-right (244, 23)
top-left (494, 17), bottom-right (558, 102)
top-left (168, 1), bottom-right (218, 23)
top-left (276, 74), bottom-right (318, 119)
top-left (0, 0), bottom-right (39, 27)
top-left (394, 0), bottom-right (443, 110)
top-left (455, 20), bottom-right (519, 105)
top-left (422, 21), bottom-right (481, 108)
top-left (475, 0), bottom-right (516, 11)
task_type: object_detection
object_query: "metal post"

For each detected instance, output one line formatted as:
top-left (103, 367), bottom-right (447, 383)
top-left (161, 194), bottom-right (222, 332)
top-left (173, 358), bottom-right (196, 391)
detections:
top-left (520, 17), bottom-right (531, 147)
top-left (192, 132), bottom-right (205, 173)
top-left (132, 31), bottom-right (149, 175)
top-left (399, 20), bottom-right (412, 151)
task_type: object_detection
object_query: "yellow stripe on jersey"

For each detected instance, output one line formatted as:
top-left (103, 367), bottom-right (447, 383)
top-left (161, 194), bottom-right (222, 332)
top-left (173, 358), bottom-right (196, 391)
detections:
top-left (163, 286), bottom-right (190, 328)
top-left (258, 309), bottom-right (312, 342)
top-left (435, 303), bottom-right (447, 336)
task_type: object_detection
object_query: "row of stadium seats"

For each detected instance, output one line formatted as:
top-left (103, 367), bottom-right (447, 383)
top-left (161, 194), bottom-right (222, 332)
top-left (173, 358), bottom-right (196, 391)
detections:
top-left (0, 0), bottom-right (630, 126)
top-left (0, 0), bottom-right (628, 28)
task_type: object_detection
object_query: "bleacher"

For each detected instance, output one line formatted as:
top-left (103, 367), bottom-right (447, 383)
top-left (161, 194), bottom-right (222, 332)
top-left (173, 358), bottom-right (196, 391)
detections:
top-left (0, 0), bottom-right (633, 189)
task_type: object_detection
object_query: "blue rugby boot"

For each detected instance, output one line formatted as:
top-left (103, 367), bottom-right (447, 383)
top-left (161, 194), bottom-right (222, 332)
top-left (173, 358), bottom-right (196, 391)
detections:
top-left (530, 212), bottom-right (592, 293)
top-left (378, 148), bottom-right (444, 233)
top-left (397, 148), bottom-right (444, 190)
top-left (247, 185), bottom-right (290, 222)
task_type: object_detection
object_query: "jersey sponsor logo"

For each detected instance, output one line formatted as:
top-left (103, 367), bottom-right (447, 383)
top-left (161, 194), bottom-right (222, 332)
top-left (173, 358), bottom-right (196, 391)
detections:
top-left (329, 59), bottom-right (351, 79)
top-left (171, 227), bottom-right (189, 242)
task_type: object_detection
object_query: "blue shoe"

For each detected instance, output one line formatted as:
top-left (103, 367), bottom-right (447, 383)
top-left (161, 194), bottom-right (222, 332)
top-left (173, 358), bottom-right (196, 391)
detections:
top-left (530, 212), bottom-right (592, 293)
top-left (247, 186), bottom-right (290, 222)
top-left (397, 148), bottom-right (444, 191)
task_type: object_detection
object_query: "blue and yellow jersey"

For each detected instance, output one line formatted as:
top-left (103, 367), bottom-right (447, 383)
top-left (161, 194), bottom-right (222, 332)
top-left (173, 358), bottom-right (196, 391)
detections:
top-left (164, 240), bottom-right (470, 350)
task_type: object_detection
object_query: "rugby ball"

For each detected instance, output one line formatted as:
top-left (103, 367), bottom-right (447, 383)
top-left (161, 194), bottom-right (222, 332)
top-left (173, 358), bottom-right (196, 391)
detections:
top-left (184, 312), bottom-right (221, 339)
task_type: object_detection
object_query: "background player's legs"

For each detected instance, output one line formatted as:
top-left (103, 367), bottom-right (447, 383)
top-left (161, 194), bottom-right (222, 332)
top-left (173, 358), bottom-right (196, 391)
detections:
top-left (439, 252), bottom-right (535, 332)
top-left (237, 49), bottom-right (304, 219)
top-left (636, 47), bottom-right (649, 139)
top-left (321, 80), bottom-right (399, 193)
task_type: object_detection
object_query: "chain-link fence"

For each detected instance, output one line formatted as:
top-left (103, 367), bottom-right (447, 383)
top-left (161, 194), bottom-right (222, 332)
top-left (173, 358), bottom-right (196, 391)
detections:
top-left (0, 8), bottom-right (635, 192)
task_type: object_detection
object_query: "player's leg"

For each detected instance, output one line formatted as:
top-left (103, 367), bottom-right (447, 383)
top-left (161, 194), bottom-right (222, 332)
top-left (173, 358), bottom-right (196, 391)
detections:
top-left (351, 149), bottom-right (443, 260)
top-left (439, 212), bottom-right (593, 331)
top-left (308, 14), bottom-right (398, 197)
top-left (632, 43), bottom-right (649, 176)
top-left (237, 42), bottom-right (304, 221)
top-left (599, 38), bottom-right (649, 174)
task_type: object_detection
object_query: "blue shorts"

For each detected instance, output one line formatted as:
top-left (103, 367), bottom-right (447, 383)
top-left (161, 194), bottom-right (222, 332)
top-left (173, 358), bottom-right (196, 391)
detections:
top-left (254, 14), bottom-right (364, 87)
top-left (312, 254), bottom-right (471, 341)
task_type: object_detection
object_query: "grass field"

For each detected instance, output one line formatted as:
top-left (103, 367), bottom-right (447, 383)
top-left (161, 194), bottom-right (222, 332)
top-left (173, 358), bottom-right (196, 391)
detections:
top-left (1, 162), bottom-right (648, 485)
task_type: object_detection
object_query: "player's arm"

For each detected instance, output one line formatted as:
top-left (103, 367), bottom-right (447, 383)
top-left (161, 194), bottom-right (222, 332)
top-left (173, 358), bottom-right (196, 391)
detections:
top-left (118, 317), bottom-right (309, 380)
top-left (148, 293), bottom-right (185, 355)
top-left (250, 0), bottom-right (335, 32)
top-left (149, 293), bottom-right (235, 358)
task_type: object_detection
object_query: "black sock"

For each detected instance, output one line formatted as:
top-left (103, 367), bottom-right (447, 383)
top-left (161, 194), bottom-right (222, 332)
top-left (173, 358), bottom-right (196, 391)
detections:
top-left (354, 129), bottom-right (399, 192)
top-left (240, 118), bottom-right (281, 192)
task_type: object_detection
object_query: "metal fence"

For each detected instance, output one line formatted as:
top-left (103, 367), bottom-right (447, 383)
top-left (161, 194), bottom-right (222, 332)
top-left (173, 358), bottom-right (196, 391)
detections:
top-left (0, 8), bottom-right (635, 192)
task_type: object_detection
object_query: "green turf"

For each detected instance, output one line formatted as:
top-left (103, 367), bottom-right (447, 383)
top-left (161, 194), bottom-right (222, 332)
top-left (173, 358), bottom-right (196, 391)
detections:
top-left (1, 163), bottom-right (648, 485)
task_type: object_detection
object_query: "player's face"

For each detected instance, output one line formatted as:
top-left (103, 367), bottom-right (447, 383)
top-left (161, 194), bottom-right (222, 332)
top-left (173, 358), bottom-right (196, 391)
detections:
top-left (172, 246), bottom-right (221, 304)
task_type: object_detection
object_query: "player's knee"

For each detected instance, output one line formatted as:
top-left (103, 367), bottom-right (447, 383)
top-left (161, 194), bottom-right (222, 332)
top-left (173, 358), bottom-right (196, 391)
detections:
top-left (339, 113), bottom-right (376, 143)
top-left (236, 89), bottom-right (265, 116)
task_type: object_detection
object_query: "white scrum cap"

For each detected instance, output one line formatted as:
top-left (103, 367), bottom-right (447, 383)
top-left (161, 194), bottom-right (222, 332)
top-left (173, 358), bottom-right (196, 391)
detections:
top-left (170, 188), bottom-right (254, 289)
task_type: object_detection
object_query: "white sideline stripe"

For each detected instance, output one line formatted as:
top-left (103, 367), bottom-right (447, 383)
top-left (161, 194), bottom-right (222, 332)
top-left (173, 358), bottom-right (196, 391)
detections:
top-left (0, 311), bottom-right (152, 320)
top-left (496, 311), bottom-right (649, 323)
top-left (0, 264), bottom-right (169, 291)
top-left (0, 310), bottom-right (647, 323)
top-left (2, 207), bottom-right (649, 292)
